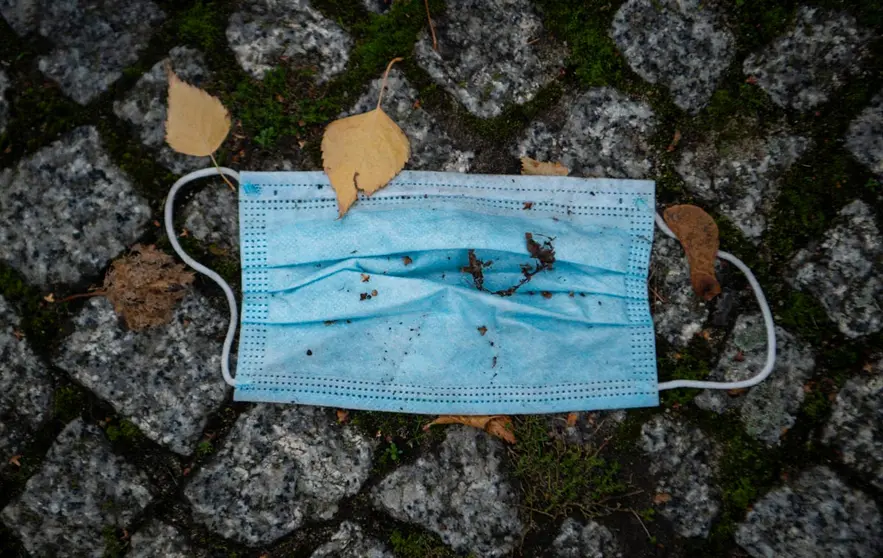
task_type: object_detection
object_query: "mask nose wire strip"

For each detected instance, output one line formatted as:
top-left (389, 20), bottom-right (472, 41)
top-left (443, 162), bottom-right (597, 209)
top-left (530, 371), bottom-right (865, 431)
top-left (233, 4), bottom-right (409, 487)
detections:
top-left (164, 167), bottom-right (242, 387)
top-left (654, 213), bottom-right (777, 391)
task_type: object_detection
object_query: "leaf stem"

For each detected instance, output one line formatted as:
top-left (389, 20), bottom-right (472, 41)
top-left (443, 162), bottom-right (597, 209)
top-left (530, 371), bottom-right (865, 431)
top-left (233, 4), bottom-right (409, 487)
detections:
top-left (209, 152), bottom-right (236, 191)
top-left (58, 290), bottom-right (107, 303)
top-left (424, 0), bottom-right (438, 51)
top-left (376, 57), bottom-right (404, 111)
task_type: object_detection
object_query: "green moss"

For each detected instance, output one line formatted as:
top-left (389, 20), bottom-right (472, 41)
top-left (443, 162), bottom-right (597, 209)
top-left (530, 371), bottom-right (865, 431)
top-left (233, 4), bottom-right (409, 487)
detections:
top-left (533, 0), bottom-right (625, 88)
top-left (509, 416), bottom-right (625, 520)
top-left (179, 1), bottom-right (225, 50)
top-left (105, 419), bottom-right (142, 443)
top-left (728, 0), bottom-right (796, 51)
top-left (698, 420), bottom-right (777, 552)
top-left (102, 525), bottom-right (125, 558)
top-left (195, 440), bottom-right (214, 457)
top-left (389, 529), bottom-right (459, 558)
top-left (657, 337), bottom-right (714, 406)
top-left (777, 290), bottom-right (829, 342)
top-left (53, 386), bottom-right (85, 422)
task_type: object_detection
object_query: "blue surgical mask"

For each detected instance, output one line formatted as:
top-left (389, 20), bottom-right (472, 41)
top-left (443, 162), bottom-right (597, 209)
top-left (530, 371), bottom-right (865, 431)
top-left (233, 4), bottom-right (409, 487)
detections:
top-left (165, 169), bottom-right (776, 413)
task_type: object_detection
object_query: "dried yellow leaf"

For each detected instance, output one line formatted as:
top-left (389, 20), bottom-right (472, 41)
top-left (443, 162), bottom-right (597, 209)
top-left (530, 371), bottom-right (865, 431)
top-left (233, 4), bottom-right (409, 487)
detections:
top-left (321, 58), bottom-right (410, 217)
top-left (165, 67), bottom-right (231, 157)
top-left (520, 156), bottom-right (569, 176)
top-left (321, 108), bottom-right (410, 217)
top-left (423, 415), bottom-right (516, 444)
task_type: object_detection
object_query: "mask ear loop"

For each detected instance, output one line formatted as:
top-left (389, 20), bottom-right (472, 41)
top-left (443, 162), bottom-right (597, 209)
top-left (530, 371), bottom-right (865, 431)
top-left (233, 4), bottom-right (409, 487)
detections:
top-left (164, 167), bottom-right (242, 387)
top-left (654, 213), bottom-right (777, 391)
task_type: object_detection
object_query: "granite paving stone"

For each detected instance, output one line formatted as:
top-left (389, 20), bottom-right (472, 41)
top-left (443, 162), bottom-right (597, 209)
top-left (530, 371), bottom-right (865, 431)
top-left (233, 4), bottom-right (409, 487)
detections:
top-left (743, 7), bottom-right (872, 111)
top-left (788, 200), bottom-right (883, 338)
top-left (227, 0), bottom-right (353, 82)
top-left (185, 404), bottom-right (374, 545)
top-left (1, 0), bottom-right (166, 104)
top-left (1, 419), bottom-right (154, 557)
top-left (0, 126), bottom-right (151, 289)
top-left (414, 0), bottom-right (566, 118)
top-left (372, 426), bottom-right (523, 558)
top-left (54, 290), bottom-right (229, 456)
top-left (611, 0), bottom-right (735, 113)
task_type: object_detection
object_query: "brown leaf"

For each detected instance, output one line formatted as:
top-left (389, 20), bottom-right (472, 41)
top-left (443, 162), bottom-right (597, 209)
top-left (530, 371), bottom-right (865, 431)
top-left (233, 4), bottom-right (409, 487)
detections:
top-left (424, 415), bottom-right (516, 444)
top-left (520, 156), bottom-right (569, 176)
top-left (43, 293), bottom-right (55, 303)
top-left (654, 492), bottom-right (672, 504)
top-left (477, 326), bottom-right (488, 336)
top-left (165, 67), bottom-right (231, 157)
top-left (8, 455), bottom-right (22, 467)
top-left (566, 412), bottom-right (578, 427)
top-left (361, 273), bottom-right (370, 282)
top-left (663, 205), bottom-right (721, 301)
top-left (322, 59), bottom-right (410, 217)
top-left (103, 245), bottom-right (195, 330)
top-left (666, 129), bottom-right (682, 152)
top-left (402, 256), bottom-right (413, 266)
top-left (336, 410), bottom-right (350, 423)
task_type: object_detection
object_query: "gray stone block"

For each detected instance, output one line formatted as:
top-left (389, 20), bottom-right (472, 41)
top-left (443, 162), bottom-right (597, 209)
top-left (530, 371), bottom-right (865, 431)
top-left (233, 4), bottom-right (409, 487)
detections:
top-left (1, 419), bottom-right (153, 558)
top-left (0, 126), bottom-right (151, 289)
top-left (414, 0), bottom-right (566, 118)
top-left (185, 404), bottom-right (374, 545)
top-left (611, 0), bottom-right (735, 113)
top-left (735, 466), bottom-right (882, 558)
top-left (372, 426), bottom-right (523, 558)
top-left (54, 291), bottom-right (229, 456)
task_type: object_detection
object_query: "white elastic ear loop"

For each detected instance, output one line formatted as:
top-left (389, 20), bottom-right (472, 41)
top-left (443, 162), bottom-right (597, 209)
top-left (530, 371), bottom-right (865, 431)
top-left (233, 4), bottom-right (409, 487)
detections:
top-left (654, 213), bottom-right (777, 391)
top-left (164, 167), bottom-right (242, 387)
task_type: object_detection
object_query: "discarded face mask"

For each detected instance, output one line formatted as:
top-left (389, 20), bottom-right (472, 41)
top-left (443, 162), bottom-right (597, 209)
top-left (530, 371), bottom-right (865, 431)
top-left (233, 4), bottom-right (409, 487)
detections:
top-left (165, 168), bottom-right (775, 414)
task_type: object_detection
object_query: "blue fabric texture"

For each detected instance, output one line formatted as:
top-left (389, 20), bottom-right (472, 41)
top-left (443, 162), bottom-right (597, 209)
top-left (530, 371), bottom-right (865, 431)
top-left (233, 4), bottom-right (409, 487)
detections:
top-left (234, 170), bottom-right (659, 414)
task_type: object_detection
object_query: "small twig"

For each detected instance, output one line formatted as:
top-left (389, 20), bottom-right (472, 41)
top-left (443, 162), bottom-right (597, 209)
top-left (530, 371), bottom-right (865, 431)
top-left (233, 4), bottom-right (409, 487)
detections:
top-left (424, 0), bottom-right (438, 51)
top-left (376, 57), bottom-right (404, 110)
top-left (209, 153), bottom-right (236, 191)
top-left (526, 37), bottom-right (540, 45)
top-left (649, 285), bottom-right (668, 304)
top-left (58, 290), bottom-right (107, 303)
top-left (631, 508), bottom-right (653, 540)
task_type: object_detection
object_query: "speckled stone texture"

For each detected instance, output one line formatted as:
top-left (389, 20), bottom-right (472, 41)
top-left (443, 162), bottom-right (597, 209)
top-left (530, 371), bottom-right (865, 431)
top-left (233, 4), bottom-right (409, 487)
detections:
top-left (182, 185), bottom-right (240, 255)
top-left (788, 200), bottom-right (882, 338)
top-left (414, 0), bottom-right (566, 118)
top-left (361, 0), bottom-right (390, 14)
top-left (0, 126), bottom-right (151, 289)
top-left (1, 419), bottom-right (153, 557)
top-left (743, 7), bottom-right (871, 111)
top-left (114, 47), bottom-right (213, 174)
top-left (0, 69), bottom-right (9, 134)
top-left (552, 518), bottom-right (622, 558)
top-left (823, 362), bottom-right (883, 490)
top-left (344, 68), bottom-right (474, 172)
top-left (227, 0), bottom-right (352, 81)
top-left (650, 236), bottom-right (708, 348)
top-left (735, 466), bottom-right (882, 558)
top-left (675, 129), bottom-right (810, 240)
top-left (128, 520), bottom-right (192, 558)
top-left (185, 404), bottom-right (374, 545)
top-left (694, 314), bottom-right (815, 446)
top-left (310, 522), bottom-right (393, 558)
top-left (372, 426), bottom-right (523, 558)
top-left (54, 291), bottom-right (228, 456)
top-left (516, 88), bottom-right (657, 178)
top-left (1, 0), bottom-right (165, 104)
top-left (610, 0), bottom-right (734, 113)
top-left (0, 295), bottom-right (53, 458)
top-left (640, 415), bottom-right (720, 538)
top-left (846, 91), bottom-right (883, 176)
